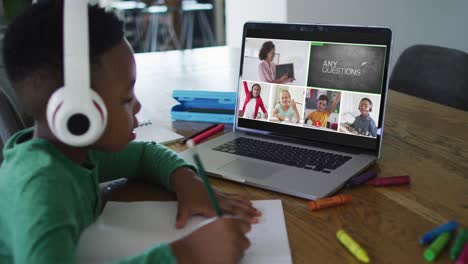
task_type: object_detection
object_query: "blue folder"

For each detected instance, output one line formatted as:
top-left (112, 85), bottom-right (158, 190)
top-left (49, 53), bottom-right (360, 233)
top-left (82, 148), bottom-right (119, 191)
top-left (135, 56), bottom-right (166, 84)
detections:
top-left (171, 90), bottom-right (236, 123)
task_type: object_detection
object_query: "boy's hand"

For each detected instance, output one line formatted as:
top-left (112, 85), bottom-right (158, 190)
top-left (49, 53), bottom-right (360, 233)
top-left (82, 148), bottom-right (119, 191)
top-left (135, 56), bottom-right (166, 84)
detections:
top-left (171, 217), bottom-right (251, 264)
top-left (170, 168), bottom-right (261, 229)
top-left (335, 92), bottom-right (342, 102)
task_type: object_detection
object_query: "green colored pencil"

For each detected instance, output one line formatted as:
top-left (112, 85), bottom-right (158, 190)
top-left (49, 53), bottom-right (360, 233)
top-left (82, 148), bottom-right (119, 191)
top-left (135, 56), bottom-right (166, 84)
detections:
top-left (187, 140), bottom-right (222, 216)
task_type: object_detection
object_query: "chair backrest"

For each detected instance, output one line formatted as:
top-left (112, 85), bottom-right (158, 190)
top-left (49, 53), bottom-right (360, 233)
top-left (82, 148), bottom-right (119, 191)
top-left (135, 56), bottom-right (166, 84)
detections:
top-left (389, 45), bottom-right (468, 111)
top-left (0, 86), bottom-right (27, 163)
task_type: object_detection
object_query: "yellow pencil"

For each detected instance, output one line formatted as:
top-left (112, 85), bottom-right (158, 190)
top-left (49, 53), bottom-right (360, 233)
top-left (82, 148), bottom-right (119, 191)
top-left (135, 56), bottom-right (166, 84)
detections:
top-left (336, 229), bottom-right (370, 263)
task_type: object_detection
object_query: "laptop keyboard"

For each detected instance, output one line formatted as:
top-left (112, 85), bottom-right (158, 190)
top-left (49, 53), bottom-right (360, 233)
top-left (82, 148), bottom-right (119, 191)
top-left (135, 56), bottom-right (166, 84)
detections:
top-left (212, 137), bottom-right (352, 173)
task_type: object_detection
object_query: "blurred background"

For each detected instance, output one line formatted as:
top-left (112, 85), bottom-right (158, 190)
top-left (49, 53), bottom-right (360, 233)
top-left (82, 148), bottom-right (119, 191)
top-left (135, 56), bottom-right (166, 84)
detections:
top-left (97, 0), bottom-right (224, 53)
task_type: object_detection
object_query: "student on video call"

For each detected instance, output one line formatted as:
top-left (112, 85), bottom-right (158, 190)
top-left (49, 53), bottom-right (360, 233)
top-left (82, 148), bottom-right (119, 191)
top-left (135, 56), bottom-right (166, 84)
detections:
top-left (258, 41), bottom-right (293, 84)
top-left (351, 98), bottom-right (377, 137)
top-left (240, 82), bottom-right (268, 119)
top-left (306, 92), bottom-right (341, 128)
top-left (272, 90), bottom-right (300, 123)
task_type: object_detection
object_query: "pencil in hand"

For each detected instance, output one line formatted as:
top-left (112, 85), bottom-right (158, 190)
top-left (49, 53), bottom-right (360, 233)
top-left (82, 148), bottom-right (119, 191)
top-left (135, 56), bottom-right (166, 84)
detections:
top-left (187, 140), bottom-right (223, 217)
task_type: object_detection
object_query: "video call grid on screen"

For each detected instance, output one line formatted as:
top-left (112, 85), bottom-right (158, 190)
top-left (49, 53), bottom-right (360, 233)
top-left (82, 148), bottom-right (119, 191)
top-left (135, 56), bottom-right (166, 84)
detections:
top-left (238, 37), bottom-right (386, 139)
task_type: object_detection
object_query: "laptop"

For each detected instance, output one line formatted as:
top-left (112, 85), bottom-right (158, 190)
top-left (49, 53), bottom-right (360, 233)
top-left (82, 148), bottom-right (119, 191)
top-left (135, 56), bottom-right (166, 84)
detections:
top-left (180, 22), bottom-right (392, 200)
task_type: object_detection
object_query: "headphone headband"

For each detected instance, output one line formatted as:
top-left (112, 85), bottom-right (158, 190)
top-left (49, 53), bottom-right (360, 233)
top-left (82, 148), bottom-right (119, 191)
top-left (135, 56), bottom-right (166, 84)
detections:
top-left (64, 0), bottom-right (90, 102)
top-left (46, 0), bottom-right (108, 147)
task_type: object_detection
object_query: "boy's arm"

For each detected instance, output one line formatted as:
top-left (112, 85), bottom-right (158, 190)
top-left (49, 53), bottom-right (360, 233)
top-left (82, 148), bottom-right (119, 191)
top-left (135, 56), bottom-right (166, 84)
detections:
top-left (327, 93), bottom-right (341, 115)
top-left (351, 117), bottom-right (357, 128)
top-left (13, 172), bottom-right (179, 264)
top-left (93, 141), bottom-right (195, 191)
top-left (370, 120), bottom-right (378, 137)
top-left (13, 174), bottom-right (80, 264)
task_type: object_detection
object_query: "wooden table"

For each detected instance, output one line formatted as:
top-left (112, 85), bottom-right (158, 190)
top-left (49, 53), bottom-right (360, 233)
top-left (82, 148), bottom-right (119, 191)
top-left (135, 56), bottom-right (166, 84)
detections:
top-left (112, 46), bottom-right (468, 263)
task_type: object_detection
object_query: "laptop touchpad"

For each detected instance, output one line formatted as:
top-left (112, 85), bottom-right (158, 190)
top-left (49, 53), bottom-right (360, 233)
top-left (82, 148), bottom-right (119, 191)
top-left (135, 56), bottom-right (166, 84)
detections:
top-left (217, 159), bottom-right (279, 180)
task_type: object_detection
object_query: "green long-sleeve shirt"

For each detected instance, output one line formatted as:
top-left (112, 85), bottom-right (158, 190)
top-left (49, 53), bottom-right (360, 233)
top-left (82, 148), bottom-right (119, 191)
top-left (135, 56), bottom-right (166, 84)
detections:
top-left (0, 128), bottom-right (192, 263)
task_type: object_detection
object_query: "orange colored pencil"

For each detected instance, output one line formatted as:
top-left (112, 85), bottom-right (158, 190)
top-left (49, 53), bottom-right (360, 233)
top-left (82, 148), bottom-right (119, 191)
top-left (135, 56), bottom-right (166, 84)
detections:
top-left (307, 194), bottom-right (352, 211)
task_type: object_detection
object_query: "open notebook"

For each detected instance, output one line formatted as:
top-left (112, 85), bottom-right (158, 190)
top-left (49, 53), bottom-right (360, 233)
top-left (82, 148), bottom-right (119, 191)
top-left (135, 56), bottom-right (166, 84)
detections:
top-left (134, 120), bottom-right (184, 145)
top-left (76, 200), bottom-right (292, 264)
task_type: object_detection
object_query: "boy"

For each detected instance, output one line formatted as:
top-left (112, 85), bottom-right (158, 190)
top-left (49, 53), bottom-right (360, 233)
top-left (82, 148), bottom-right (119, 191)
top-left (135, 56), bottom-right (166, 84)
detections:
top-left (306, 92), bottom-right (341, 128)
top-left (0, 2), bottom-right (260, 264)
top-left (352, 98), bottom-right (377, 137)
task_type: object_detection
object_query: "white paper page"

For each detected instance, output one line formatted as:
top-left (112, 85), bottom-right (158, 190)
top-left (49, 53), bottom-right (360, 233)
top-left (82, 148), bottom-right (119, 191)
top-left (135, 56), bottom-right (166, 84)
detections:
top-left (134, 123), bottom-right (183, 145)
top-left (76, 200), bottom-right (292, 264)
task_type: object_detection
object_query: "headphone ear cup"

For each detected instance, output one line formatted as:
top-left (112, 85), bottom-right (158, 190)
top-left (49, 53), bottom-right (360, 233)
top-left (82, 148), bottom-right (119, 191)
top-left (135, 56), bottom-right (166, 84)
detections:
top-left (89, 89), bottom-right (108, 126)
top-left (46, 87), bottom-right (107, 146)
top-left (46, 88), bottom-right (66, 138)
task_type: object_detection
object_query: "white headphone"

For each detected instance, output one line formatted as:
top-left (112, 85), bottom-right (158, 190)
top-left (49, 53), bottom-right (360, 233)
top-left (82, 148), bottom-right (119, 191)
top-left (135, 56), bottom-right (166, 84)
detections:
top-left (46, 0), bottom-right (108, 147)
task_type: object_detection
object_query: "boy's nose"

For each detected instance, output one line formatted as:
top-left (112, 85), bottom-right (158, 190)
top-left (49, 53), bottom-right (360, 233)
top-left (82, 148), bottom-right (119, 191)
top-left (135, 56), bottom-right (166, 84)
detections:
top-left (134, 98), bottom-right (142, 114)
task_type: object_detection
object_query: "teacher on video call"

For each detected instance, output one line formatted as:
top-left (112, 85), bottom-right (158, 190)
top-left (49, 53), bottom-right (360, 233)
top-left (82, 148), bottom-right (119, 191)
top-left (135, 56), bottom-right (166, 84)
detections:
top-left (258, 41), bottom-right (294, 84)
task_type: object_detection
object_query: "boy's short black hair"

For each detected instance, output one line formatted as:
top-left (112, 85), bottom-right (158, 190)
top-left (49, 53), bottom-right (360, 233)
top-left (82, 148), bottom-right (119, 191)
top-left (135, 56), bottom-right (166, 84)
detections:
top-left (317, 94), bottom-right (329, 104)
top-left (2, 0), bottom-right (124, 118)
top-left (258, 41), bottom-right (275, 61)
top-left (360, 97), bottom-right (373, 106)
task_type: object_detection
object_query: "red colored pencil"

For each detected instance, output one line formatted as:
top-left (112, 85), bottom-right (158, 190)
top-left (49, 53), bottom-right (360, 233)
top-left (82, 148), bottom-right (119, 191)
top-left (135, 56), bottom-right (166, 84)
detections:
top-left (181, 124), bottom-right (218, 144)
top-left (191, 124), bottom-right (225, 144)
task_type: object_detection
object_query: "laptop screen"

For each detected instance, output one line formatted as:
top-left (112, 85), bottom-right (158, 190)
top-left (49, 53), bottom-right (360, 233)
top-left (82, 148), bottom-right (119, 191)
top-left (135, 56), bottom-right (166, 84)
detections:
top-left (236, 23), bottom-right (392, 153)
